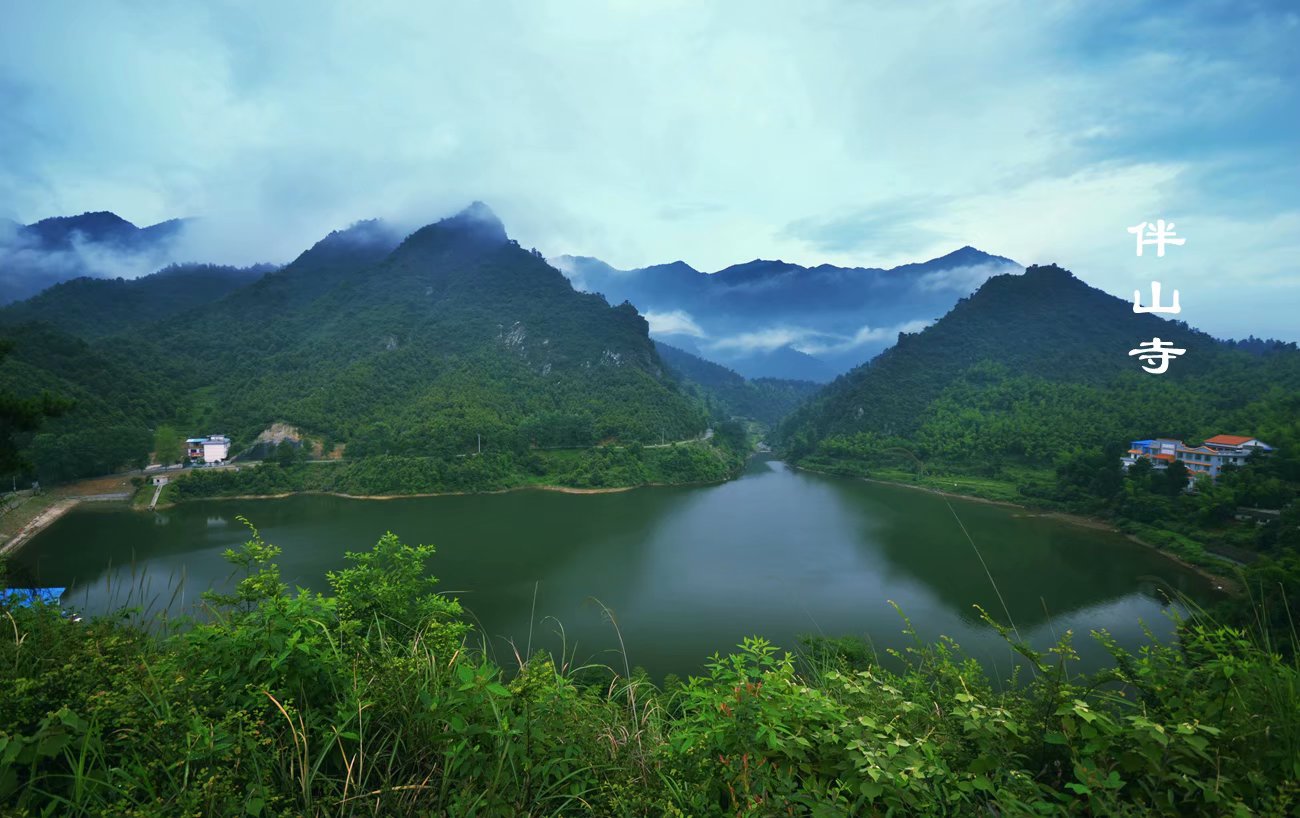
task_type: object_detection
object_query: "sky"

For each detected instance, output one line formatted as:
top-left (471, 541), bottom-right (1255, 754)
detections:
top-left (2, 0), bottom-right (1297, 341)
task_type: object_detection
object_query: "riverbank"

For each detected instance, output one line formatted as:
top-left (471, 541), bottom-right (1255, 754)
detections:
top-left (149, 474), bottom-right (740, 509)
top-left (152, 481), bottom-right (645, 508)
top-left (0, 472), bottom-right (140, 557)
top-left (0, 498), bottom-right (80, 556)
top-left (794, 463), bottom-right (1240, 594)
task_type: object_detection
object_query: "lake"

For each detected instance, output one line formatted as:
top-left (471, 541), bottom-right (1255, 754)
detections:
top-left (11, 457), bottom-right (1213, 679)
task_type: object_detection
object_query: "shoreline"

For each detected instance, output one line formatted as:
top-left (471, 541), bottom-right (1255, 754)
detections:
top-left (153, 482), bottom-right (644, 506)
top-left (0, 498), bottom-right (81, 557)
top-left (795, 464), bottom-right (1239, 594)
top-left (5, 466), bottom-right (740, 553)
top-left (0, 483), bottom-right (648, 552)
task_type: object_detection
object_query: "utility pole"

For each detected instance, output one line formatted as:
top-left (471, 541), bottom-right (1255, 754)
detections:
top-left (477, 433), bottom-right (481, 455)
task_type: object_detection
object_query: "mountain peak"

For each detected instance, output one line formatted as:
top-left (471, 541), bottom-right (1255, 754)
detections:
top-left (438, 201), bottom-right (507, 243)
top-left (932, 245), bottom-right (1013, 266)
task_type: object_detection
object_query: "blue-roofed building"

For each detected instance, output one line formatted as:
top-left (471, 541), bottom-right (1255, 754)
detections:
top-left (1121, 434), bottom-right (1274, 483)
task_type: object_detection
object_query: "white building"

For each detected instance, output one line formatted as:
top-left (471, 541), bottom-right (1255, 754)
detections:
top-left (1122, 434), bottom-right (1274, 482)
top-left (187, 435), bottom-right (231, 464)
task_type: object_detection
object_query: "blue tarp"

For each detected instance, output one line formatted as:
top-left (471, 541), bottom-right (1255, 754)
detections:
top-left (1, 587), bottom-right (65, 606)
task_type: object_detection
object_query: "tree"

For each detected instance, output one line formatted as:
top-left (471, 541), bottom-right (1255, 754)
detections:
top-left (0, 341), bottom-right (71, 479)
top-left (713, 420), bottom-right (748, 454)
top-left (1161, 459), bottom-right (1190, 496)
top-left (275, 439), bottom-right (300, 467)
top-left (153, 424), bottom-right (184, 466)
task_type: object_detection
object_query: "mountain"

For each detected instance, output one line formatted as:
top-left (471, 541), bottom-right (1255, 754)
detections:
top-left (0, 262), bottom-right (275, 340)
top-left (552, 246), bottom-right (1021, 381)
top-left (0, 204), bottom-right (717, 486)
top-left (0, 211), bottom-right (192, 305)
top-left (775, 263), bottom-right (1300, 469)
top-left (654, 341), bottom-right (820, 426)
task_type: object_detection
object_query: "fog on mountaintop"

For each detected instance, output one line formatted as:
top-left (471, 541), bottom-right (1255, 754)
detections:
top-left (0, 201), bottom-right (1027, 382)
top-left (552, 248), bottom-right (1024, 380)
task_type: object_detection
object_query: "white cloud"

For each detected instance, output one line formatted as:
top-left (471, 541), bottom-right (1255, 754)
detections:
top-left (915, 262), bottom-right (1021, 293)
top-left (706, 319), bottom-right (932, 356)
top-left (644, 309), bottom-right (707, 338)
top-left (708, 327), bottom-right (808, 354)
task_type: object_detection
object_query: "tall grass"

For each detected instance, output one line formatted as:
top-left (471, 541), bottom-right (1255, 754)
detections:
top-left (1, 530), bottom-right (1298, 816)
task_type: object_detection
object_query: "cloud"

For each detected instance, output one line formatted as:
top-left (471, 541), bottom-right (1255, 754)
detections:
top-left (706, 319), bottom-right (932, 355)
top-left (0, 219), bottom-right (186, 302)
top-left (0, 1), bottom-right (1296, 339)
top-left (915, 262), bottom-right (1021, 293)
top-left (644, 309), bottom-right (707, 338)
top-left (781, 195), bottom-right (952, 255)
top-left (708, 327), bottom-right (808, 354)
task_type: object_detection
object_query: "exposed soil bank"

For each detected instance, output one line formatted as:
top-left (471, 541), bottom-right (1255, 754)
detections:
top-left (0, 499), bottom-right (80, 557)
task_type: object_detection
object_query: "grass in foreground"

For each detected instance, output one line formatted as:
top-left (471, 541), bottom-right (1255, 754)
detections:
top-left (1, 522), bottom-right (1298, 816)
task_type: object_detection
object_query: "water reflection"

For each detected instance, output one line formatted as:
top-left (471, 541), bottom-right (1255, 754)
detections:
top-left (12, 458), bottom-right (1212, 678)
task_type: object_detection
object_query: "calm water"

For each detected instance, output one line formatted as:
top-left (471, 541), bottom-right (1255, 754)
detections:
top-left (12, 458), bottom-right (1212, 678)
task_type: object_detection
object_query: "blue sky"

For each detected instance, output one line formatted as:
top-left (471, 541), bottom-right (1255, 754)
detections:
top-left (1, 0), bottom-right (1296, 340)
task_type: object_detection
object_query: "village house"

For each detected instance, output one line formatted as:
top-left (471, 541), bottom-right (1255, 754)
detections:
top-left (1121, 434), bottom-right (1273, 481)
top-left (186, 434), bottom-right (231, 464)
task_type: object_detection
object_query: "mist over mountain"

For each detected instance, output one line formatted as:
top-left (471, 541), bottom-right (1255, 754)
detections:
top-left (0, 211), bottom-right (195, 305)
top-left (0, 203), bottom-right (714, 483)
top-left (775, 263), bottom-right (1300, 454)
top-left (552, 246), bottom-right (1021, 381)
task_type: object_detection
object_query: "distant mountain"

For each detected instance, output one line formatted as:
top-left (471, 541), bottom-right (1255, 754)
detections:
top-left (775, 264), bottom-right (1300, 465)
top-left (0, 204), bottom-right (711, 482)
top-left (654, 341), bottom-right (819, 425)
top-left (0, 211), bottom-right (192, 305)
top-left (552, 246), bottom-right (1021, 380)
top-left (0, 262), bottom-right (275, 339)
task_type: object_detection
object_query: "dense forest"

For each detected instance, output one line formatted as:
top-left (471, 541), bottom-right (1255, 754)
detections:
top-left (0, 205), bottom-right (753, 491)
top-left (774, 265), bottom-right (1300, 647)
top-left (654, 341), bottom-right (820, 425)
top-left (0, 525), bottom-right (1295, 816)
top-left (0, 262), bottom-right (274, 340)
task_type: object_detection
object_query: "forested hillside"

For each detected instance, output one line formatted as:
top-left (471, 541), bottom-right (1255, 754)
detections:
top-left (775, 264), bottom-right (1300, 641)
top-left (0, 263), bottom-right (274, 339)
top-left (654, 341), bottom-right (819, 425)
top-left (0, 205), bottom-right (730, 489)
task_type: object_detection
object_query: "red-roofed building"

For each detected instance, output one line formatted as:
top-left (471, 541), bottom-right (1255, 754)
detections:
top-left (1121, 434), bottom-right (1274, 483)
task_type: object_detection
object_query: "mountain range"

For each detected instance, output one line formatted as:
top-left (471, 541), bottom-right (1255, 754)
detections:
top-left (0, 211), bottom-right (192, 305)
top-left (0, 204), bottom-right (720, 484)
top-left (552, 246), bottom-right (1022, 381)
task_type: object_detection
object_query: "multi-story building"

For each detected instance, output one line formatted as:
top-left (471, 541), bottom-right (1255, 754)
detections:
top-left (186, 435), bottom-right (231, 464)
top-left (1122, 434), bottom-right (1273, 482)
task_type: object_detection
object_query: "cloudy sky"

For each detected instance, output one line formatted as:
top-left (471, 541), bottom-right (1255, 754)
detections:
top-left (2, 1), bottom-right (1297, 340)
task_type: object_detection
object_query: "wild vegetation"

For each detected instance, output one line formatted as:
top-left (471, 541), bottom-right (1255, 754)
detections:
top-left (165, 439), bottom-right (743, 500)
top-left (1, 523), bottom-right (1296, 816)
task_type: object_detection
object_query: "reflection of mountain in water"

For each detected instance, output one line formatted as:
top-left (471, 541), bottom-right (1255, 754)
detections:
top-left (810, 474), bottom-right (1210, 631)
top-left (11, 462), bottom-right (1212, 678)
